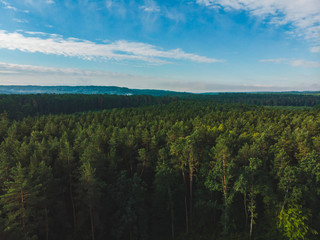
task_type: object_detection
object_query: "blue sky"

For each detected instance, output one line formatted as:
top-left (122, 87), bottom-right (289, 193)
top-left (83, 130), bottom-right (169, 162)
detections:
top-left (0, 0), bottom-right (319, 92)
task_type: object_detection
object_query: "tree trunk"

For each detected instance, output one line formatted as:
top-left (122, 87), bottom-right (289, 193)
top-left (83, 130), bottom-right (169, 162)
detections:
top-left (5, 166), bottom-right (8, 181)
top-left (45, 207), bottom-right (49, 240)
top-left (222, 153), bottom-right (228, 233)
top-left (69, 175), bottom-right (77, 231)
top-left (249, 191), bottom-right (255, 240)
top-left (67, 150), bottom-right (77, 231)
top-left (130, 162), bottom-right (133, 177)
top-left (189, 165), bottom-right (193, 228)
top-left (222, 154), bottom-right (227, 201)
top-left (250, 211), bottom-right (253, 240)
top-left (244, 192), bottom-right (248, 226)
top-left (168, 186), bottom-right (175, 240)
top-left (182, 170), bottom-right (189, 233)
top-left (129, 224), bottom-right (133, 240)
top-left (139, 159), bottom-right (146, 178)
top-left (21, 190), bottom-right (26, 236)
top-left (90, 206), bottom-right (95, 240)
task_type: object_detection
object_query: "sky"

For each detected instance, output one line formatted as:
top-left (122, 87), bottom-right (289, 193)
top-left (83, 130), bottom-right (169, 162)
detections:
top-left (0, 0), bottom-right (319, 92)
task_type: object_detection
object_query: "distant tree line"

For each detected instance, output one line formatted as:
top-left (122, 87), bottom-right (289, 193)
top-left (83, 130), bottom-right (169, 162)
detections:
top-left (0, 94), bottom-right (177, 119)
top-left (197, 93), bottom-right (320, 107)
top-left (0, 98), bottom-right (319, 240)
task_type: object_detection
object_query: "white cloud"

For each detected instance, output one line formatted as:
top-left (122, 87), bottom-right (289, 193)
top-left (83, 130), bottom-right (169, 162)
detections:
top-left (310, 46), bottom-right (320, 53)
top-left (0, 30), bottom-right (223, 64)
top-left (196, 0), bottom-right (320, 46)
top-left (23, 30), bottom-right (56, 36)
top-left (140, 6), bottom-right (160, 12)
top-left (259, 58), bottom-right (285, 64)
top-left (290, 59), bottom-right (320, 68)
top-left (0, 62), bottom-right (116, 76)
top-left (46, 0), bottom-right (55, 4)
top-left (164, 7), bottom-right (186, 23)
top-left (105, 0), bottom-right (112, 9)
top-left (13, 18), bottom-right (29, 23)
top-left (0, 0), bottom-right (8, 6)
top-left (5, 5), bottom-right (18, 11)
top-left (260, 58), bottom-right (320, 68)
top-left (1, 0), bottom-right (30, 13)
top-left (140, 0), bottom-right (160, 13)
top-left (0, 0), bottom-right (18, 11)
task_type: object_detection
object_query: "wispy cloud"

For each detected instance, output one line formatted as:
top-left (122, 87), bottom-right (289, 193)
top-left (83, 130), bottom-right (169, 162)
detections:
top-left (45, 0), bottom-right (55, 4)
top-left (13, 18), bottom-right (29, 23)
top-left (1, 62), bottom-right (317, 92)
top-left (140, 0), bottom-right (160, 13)
top-left (0, 0), bottom-right (9, 6)
top-left (0, 62), bottom-right (175, 88)
top-left (161, 80), bottom-right (305, 92)
top-left (164, 7), bottom-right (186, 23)
top-left (290, 59), bottom-right (320, 68)
top-left (105, 0), bottom-right (127, 18)
top-left (260, 58), bottom-right (320, 68)
top-left (0, 62), bottom-right (117, 76)
top-left (5, 5), bottom-right (18, 11)
top-left (0, 0), bottom-right (17, 11)
top-left (196, 0), bottom-right (320, 46)
top-left (0, 0), bottom-right (29, 13)
top-left (0, 30), bottom-right (223, 64)
top-left (259, 58), bottom-right (286, 64)
top-left (310, 46), bottom-right (320, 53)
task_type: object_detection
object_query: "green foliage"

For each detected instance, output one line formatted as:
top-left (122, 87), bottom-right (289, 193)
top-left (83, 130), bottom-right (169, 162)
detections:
top-left (0, 162), bottom-right (42, 239)
top-left (109, 171), bottom-right (148, 240)
top-left (278, 205), bottom-right (318, 240)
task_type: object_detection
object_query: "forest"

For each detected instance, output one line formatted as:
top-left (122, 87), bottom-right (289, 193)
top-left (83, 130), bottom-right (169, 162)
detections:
top-left (0, 93), bottom-right (319, 240)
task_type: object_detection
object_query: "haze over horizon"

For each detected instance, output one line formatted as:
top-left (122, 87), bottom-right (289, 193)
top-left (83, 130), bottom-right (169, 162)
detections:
top-left (0, 0), bottom-right (319, 92)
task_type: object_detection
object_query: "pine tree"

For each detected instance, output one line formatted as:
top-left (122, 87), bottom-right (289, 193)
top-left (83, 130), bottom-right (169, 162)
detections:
top-left (78, 161), bottom-right (103, 240)
top-left (0, 162), bottom-right (38, 239)
top-left (205, 137), bottom-right (235, 235)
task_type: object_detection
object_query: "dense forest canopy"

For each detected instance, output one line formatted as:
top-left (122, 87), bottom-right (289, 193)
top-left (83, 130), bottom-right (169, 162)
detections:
top-left (0, 93), bottom-right (319, 240)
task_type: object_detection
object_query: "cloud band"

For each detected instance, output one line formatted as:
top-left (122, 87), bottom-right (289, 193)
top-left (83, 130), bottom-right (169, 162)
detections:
top-left (0, 30), bottom-right (223, 64)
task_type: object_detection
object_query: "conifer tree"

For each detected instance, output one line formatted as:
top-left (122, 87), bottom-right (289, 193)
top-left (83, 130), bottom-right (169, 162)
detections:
top-left (0, 162), bottom-right (38, 239)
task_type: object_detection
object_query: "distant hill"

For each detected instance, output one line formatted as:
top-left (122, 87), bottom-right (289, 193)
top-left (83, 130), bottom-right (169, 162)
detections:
top-left (1, 85), bottom-right (319, 96)
top-left (0, 85), bottom-right (192, 96)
